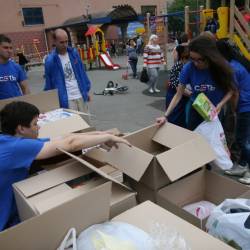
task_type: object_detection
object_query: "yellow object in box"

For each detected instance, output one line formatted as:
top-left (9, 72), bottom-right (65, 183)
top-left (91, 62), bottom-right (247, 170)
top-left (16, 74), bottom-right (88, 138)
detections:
top-left (192, 93), bottom-right (217, 121)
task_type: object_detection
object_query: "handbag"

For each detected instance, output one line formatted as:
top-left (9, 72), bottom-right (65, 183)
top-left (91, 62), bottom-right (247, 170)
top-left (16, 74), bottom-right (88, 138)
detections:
top-left (140, 68), bottom-right (149, 83)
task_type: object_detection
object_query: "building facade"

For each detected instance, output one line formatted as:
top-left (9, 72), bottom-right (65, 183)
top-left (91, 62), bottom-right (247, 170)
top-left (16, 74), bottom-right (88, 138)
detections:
top-left (0, 0), bottom-right (168, 58)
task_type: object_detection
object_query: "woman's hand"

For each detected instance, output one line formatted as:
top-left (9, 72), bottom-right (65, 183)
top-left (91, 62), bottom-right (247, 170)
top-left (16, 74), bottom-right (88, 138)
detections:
top-left (156, 116), bottom-right (167, 127)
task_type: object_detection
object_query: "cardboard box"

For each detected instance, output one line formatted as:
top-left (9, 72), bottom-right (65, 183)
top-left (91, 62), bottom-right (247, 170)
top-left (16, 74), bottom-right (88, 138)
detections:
top-left (0, 183), bottom-right (111, 250)
top-left (85, 123), bottom-right (216, 190)
top-left (13, 155), bottom-right (136, 221)
top-left (125, 175), bottom-right (158, 203)
top-left (0, 90), bottom-right (92, 138)
top-left (0, 201), bottom-right (233, 250)
top-left (157, 168), bottom-right (250, 229)
top-left (0, 90), bottom-right (59, 113)
top-left (113, 201), bottom-right (233, 250)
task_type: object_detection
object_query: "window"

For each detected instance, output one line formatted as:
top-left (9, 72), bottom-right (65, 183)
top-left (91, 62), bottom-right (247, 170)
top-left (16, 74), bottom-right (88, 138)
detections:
top-left (141, 5), bottom-right (157, 16)
top-left (22, 8), bottom-right (44, 25)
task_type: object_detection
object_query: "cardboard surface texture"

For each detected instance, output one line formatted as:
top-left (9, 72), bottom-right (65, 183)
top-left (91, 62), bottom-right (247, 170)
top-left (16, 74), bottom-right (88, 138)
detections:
top-left (113, 201), bottom-right (233, 250)
top-left (0, 184), bottom-right (111, 250)
top-left (0, 90), bottom-right (91, 138)
top-left (14, 153), bottom-right (136, 221)
top-left (157, 169), bottom-right (250, 229)
top-left (0, 90), bottom-right (59, 113)
top-left (86, 123), bottom-right (216, 190)
top-left (0, 200), bottom-right (233, 250)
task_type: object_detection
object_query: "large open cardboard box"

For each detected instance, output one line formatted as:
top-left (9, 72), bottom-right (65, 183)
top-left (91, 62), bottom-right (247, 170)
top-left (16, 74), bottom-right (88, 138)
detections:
top-left (84, 123), bottom-right (216, 190)
top-left (0, 200), bottom-right (233, 250)
top-left (0, 183), bottom-right (111, 250)
top-left (157, 168), bottom-right (250, 229)
top-left (0, 90), bottom-right (92, 138)
top-left (13, 153), bottom-right (136, 220)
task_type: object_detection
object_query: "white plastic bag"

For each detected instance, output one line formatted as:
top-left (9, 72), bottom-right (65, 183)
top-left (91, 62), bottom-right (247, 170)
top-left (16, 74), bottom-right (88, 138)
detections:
top-left (77, 222), bottom-right (153, 250)
top-left (194, 118), bottom-right (233, 170)
top-left (57, 228), bottom-right (77, 250)
top-left (206, 199), bottom-right (250, 250)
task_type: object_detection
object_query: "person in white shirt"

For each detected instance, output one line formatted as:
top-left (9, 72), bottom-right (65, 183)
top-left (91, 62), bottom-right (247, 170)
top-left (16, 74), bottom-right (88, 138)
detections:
top-left (44, 29), bottom-right (91, 121)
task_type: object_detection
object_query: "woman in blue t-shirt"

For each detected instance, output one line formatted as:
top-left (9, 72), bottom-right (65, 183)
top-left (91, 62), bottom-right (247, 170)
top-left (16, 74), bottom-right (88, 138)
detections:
top-left (157, 35), bottom-right (236, 130)
top-left (217, 40), bottom-right (250, 184)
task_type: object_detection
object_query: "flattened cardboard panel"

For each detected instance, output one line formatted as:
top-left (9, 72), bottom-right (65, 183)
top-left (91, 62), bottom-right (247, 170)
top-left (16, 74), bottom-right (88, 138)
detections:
top-left (113, 201), bottom-right (232, 250)
top-left (14, 162), bottom-right (92, 197)
top-left (59, 149), bottom-right (132, 190)
top-left (34, 180), bottom-right (108, 214)
top-left (156, 136), bottom-right (215, 181)
top-left (152, 122), bottom-right (196, 147)
top-left (38, 115), bottom-right (89, 138)
top-left (0, 183), bottom-right (111, 250)
top-left (0, 90), bottom-right (59, 113)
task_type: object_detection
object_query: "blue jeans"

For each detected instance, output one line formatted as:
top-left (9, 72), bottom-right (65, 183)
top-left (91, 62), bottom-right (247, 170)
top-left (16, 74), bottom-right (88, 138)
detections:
top-left (236, 111), bottom-right (250, 166)
top-left (129, 60), bottom-right (138, 78)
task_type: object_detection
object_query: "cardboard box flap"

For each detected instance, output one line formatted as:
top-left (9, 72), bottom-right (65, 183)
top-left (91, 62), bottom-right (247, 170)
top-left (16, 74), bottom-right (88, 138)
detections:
top-left (112, 201), bottom-right (233, 250)
top-left (14, 162), bottom-right (92, 197)
top-left (38, 114), bottom-right (89, 138)
top-left (152, 123), bottom-right (197, 148)
top-left (0, 183), bottom-right (111, 250)
top-left (0, 90), bottom-right (59, 113)
top-left (156, 135), bottom-right (216, 181)
top-left (59, 148), bottom-right (133, 191)
top-left (96, 144), bottom-right (153, 181)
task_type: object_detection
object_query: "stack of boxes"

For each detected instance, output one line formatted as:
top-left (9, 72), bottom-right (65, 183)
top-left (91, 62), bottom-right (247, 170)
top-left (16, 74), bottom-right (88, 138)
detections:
top-left (0, 90), bottom-right (249, 249)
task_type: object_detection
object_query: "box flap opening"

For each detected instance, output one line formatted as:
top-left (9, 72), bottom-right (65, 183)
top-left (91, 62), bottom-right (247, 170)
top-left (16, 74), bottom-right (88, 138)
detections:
top-left (14, 161), bottom-right (92, 198)
top-left (59, 148), bottom-right (133, 190)
top-left (0, 90), bottom-right (60, 113)
top-left (156, 135), bottom-right (216, 181)
top-left (38, 114), bottom-right (89, 139)
top-left (152, 123), bottom-right (198, 148)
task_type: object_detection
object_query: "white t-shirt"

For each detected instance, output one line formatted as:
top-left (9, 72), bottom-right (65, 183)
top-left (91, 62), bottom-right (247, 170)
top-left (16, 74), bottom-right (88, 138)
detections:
top-left (58, 52), bottom-right (82, 100)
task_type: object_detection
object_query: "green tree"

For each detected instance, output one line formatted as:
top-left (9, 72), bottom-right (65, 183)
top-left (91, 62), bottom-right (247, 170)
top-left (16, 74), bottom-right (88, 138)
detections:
top-left (168, 0), bottom-right (206, 36)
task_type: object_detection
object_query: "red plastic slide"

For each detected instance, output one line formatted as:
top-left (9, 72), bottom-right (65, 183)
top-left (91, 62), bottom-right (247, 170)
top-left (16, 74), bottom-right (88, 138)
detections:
top-left (99, 53), bottom-right (120, 70)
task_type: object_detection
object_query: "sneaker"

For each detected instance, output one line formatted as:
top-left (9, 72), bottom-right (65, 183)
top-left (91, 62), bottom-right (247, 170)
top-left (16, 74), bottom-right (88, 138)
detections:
top-left (154, 88), bottom-right (160, 93)
top-left (224, 164), bottom-right (248, 177)
top-left (148, 88), bottom-right (154, 93)
top-left (238, 171), bottom-right (250, 185)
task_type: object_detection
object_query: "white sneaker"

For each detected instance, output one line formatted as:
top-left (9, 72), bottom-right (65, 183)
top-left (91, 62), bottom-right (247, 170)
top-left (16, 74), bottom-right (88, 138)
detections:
top-left (148, 88), bottom-right (154, 93)
top-left (224, 163), bottom-right (248, 177)
top-left (154, 88), bottom-right (160, 93)
top-left (238, 171), bottom-right (250, 185)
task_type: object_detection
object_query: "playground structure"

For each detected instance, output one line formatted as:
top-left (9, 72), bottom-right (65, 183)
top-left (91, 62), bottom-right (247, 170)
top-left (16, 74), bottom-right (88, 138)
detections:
top-left (84, 25), bottom-right (120, 70)
top-left (184, 0), bottom-right (250, 60)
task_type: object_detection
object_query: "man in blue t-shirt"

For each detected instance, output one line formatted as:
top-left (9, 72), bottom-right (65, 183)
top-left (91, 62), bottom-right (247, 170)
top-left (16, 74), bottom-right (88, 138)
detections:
top-left (0, 101), bottom-right (130, 231)
top-left (0, 34), bottom-right (30, 100)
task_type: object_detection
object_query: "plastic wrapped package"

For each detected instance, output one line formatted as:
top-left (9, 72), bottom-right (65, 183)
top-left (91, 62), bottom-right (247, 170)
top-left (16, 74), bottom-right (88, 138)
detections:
top-left (58, 221), bottom-right (191, 250)
top-left (183, 201), bottom-right (216, 220)
top-left (206, 198), bottom-right (250, 250)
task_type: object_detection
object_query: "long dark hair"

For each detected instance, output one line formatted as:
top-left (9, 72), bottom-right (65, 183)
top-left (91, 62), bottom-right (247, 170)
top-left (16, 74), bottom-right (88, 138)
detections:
top-left (216, 39), bottom-right (250, 72)
top-left (189, 35), bottom-right (235, 92)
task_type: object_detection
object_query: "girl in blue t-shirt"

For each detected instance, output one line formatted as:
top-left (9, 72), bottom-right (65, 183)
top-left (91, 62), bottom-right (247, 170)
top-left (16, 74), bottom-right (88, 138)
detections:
top-left (217, 40), bottom-right (250, 183)
top-left (157, 35), bottom-right (236, 131)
